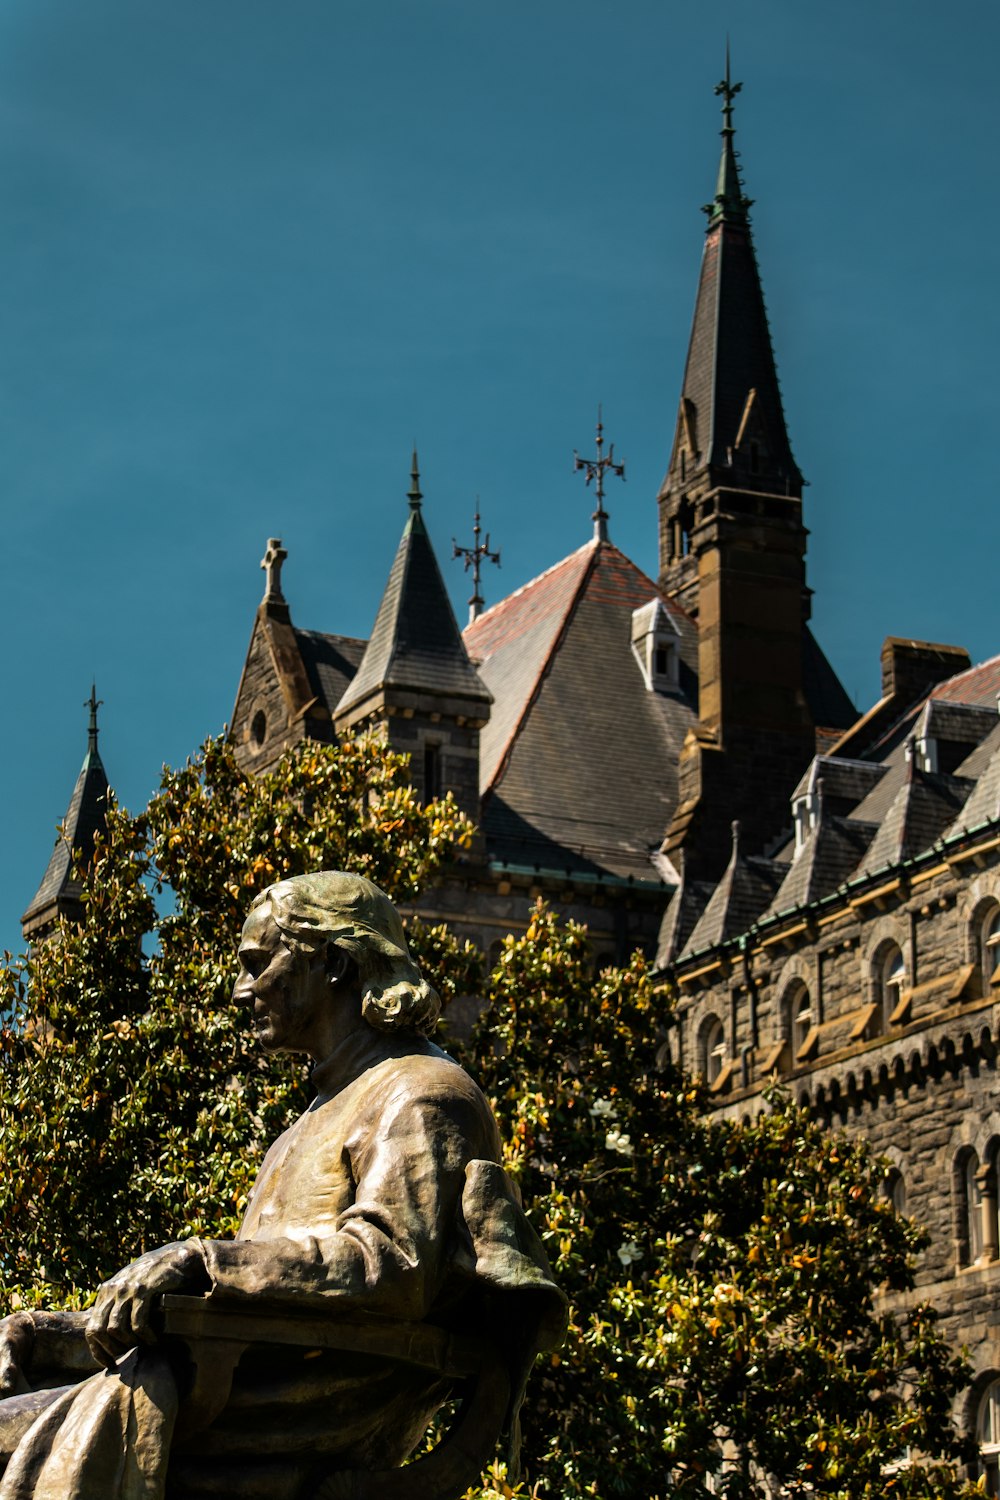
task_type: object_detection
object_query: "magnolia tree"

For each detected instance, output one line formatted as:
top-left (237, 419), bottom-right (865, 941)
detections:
top-left (0, 736), bottom-right (979, 1498)
top-left (0, 733), bottom-right (476, 1304)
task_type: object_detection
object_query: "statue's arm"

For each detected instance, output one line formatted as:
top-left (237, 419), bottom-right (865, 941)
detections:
top-left (0, 1309), bottom-right (100, 1396)
top-left (201, 1083), bottom-right (494, 1320)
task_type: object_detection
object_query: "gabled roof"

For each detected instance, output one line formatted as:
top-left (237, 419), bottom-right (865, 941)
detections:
top-left (337, 486), bottom-right (489, 722)
top-left (22, 705), bottom-right (109, 939)
top-left (295, 629), bottom-right (366, 716)
top-left (945, 722), bottom-right (1000, 833)
top-left (854, 763), bottom-right (974, 877)
top-left (765, 814), bottom-right (877, 917)
top-left (464, 539), bottom-right (698, 881)
top-left (655, 869), bottom-right (716, 969)
top-left (680, 826), bottom-right (785, 958)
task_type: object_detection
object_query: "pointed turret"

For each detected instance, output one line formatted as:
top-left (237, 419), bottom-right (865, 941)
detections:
top-left (658, 62), bottom-right (802, 609)
top-left (335, 452), bottom-right (491, 816)
top-left (22, 688), bottom-right (111, 941)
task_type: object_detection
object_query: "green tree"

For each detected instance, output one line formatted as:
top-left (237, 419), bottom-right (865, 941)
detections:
top-left (0, 732), bottom-right (473, 1309)
top-left (0, 741), bottom-right (978, 1498)
top-left (459, 902), bottom-right (975, 1500)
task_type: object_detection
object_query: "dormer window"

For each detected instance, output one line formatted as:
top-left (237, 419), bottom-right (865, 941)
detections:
top-left (792, 790), bottom-right (820, 852)
top-left (915, 734), bottom-right (938, 773)
top-left (631, 600), bottom-right (681, 693)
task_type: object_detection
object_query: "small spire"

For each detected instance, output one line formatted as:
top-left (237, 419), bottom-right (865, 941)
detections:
top-left (408, 447), bottom-right (423, 512)
top-left (704, 46), bottom-right (753, 227)
top-left (260, 537), bottom-right (288, 603)
top-left (731, 818), bottom-right (741, 857)
top-left (453, 500), bottom-right (501, 624)
top-left (573, 405), bottom-right (626, 543)
top-left (84, 683), bottom-right (103, 755)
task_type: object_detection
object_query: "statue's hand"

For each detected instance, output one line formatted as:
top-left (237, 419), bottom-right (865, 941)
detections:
top-left (86, 1241), bottom-right (208, 1369)
top-left (0, 1312), bottom-right (34, 1396)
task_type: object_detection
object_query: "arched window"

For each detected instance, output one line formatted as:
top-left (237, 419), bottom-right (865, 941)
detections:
top-left (979, 1379), bottom-right (1000, 1494)
top-left (701, 1015), bottom-right (726, 1085)
top-left (882, 1168), bottom-right (906, 1217)
top-left (784, 981), bottom-right (813, 1060)
top-left (873, 942), bottom-right (906, 1028)
top-left (980, 907), bottom-right (1000, 994)
top-left (967, 1151), bottom-right (985, 1265)
top-left (981, 1143), bottom-right (1000, 1264)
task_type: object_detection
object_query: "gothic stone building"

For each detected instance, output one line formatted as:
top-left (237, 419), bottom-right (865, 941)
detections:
top-left (23, 72), bottom-right (1000, 1480)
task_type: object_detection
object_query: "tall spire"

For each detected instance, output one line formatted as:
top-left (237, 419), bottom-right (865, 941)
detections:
top-left (22, 692), bottom-right (111, 941)
top-left (657, 60), bottom-right (803, 605)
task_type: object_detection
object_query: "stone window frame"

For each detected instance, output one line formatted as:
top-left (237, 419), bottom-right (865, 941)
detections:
top-left (978, 1377), bottom-right (1000, 1493)
top-left (698, 1012), bottom-right (727, 1085)
top-left (866, 933), bottom-right (907, 1032)
top-left (955, 1144), bottom-right (985, 1268)
top-left (781, 978), bottom-right (813, 1063)
top-left (974, 899), bottom-right (1000, 996)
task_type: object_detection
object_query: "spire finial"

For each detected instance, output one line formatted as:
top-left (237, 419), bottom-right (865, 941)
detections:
top-left (731, 818), bottom-right (741, 855)
top-left (408, 447), bottom-right (423, 512)
top-left (703, 49), bottom-right (753, 227)
top-left (573, 405), bottom-right (626, 543)
top-left (260, 537), bottom-right (287, 603)
top-left (84, 682), bottom-right (103, 755)
top-left (453, 499), bottom-right (501, 623)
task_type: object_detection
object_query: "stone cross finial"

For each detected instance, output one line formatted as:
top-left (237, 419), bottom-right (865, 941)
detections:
top-left (261, 538), bottom-right (287, 603)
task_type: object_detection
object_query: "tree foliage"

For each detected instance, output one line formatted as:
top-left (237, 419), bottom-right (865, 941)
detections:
top-left (458, 903), bottom-right (975, 1500)
top-left (0, 738), bottom-right (979, 1497)
top-left (0, 733), bottom-right (473, 1307)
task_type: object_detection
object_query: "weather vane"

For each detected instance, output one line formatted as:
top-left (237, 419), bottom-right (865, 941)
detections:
top-left (453, 502), bottom-right (500, 624)
top-left (715, 41), bottom-right (742, 132)
top-left (574, 406), bottom-right (625, 542)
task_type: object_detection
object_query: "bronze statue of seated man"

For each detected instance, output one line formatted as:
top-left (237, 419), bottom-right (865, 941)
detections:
top-left (0, 872), bottom-right (565, 1500)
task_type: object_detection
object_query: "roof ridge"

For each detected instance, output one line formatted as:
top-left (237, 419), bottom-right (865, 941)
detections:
top-left (467, 539), bottom-right (596, 631)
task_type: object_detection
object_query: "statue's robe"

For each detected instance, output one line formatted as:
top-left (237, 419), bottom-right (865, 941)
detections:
top-left (0, 1031), bottom-right (565, 1500)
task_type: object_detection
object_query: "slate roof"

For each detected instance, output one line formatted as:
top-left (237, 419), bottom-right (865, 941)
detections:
top-left (22, 738), bottom-right (109, 936)
top-left (673, 93), bottom-right (801, 497)
top-left (336, 503), bottom-right (490, 719)
top-left (765, 813), bottom-right (878, 917)
top-left (679, 830), bottom-right (785, 959)
top-left (931, 653), bottom-right (1000, 708)
top-left (464, 539), bottom-right (699, 881)
top-left (665, 648), bottom-right (1000, 969)
top-left (944, 723), bottom-right (1000, 834)
top-left (295, 629), bottom-right (366, 715)
top-left (655, 869), bottom-right (717, 969)
top-left (803, 628), bottom-right (858, 731)
top-left (853, 764), bottom-right (973, 877)
top-left (791, 754), bottom-right (887, 816)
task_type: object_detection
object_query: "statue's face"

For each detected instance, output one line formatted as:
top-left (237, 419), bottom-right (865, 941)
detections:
top-left (234, 904), bottom-right (329, 1057)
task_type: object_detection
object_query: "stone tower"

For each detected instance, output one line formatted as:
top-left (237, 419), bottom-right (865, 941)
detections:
top-left (659, 65), bottom-right (853, 880)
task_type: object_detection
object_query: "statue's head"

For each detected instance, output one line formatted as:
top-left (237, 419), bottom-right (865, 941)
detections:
top-left (244, 871), bottom-right (440, 1040)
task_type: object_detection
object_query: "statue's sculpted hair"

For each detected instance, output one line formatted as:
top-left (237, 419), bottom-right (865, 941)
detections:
top-left (250, 871), bottom-right (440, 1036)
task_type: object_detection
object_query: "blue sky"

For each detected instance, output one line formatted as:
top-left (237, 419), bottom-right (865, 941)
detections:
top-left (1, 0), bottom-right (997, 957)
